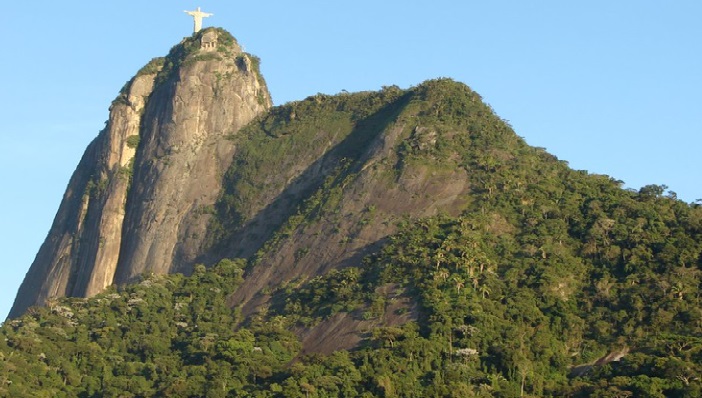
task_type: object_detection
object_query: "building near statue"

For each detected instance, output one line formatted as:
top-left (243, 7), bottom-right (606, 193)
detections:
top-left (200, 30), bottom-right (218, 50)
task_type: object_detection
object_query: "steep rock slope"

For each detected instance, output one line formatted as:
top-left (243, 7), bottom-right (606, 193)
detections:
top-left (205, 81), bottom-right (523, 315)
top-left (114, 31), bottom-right (270, 282)
top-left (9, 29), bottom-right (271, 318)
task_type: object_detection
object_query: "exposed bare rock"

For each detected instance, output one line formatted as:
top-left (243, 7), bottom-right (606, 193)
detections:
top-left (226, 102), bottom-right (472, 316)
top-left (114, 35), bottom-right (270, 283)
top-left (570, 346), bottom-right (630, 377)
top-left (295, 284), bottom-right (418, 355)
top-left (9, 29), bottom-right (270, 318)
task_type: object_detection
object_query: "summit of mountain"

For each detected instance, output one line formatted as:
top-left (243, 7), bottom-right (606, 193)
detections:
top-left (9, 28), bottom-right (271, 318)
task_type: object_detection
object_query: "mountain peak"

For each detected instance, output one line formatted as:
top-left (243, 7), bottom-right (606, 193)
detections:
top-left (181, 27), bottom-right (242, 56)
top-left (9, 30), bottom-right (271, 318)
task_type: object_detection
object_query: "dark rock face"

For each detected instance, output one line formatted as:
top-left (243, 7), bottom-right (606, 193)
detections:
top-left (214, 86), bottom-right (483, 316)
top-left (9, 29), bottom-right (271, 318)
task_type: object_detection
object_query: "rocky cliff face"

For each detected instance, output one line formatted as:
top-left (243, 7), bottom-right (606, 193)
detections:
top-left (192, 81), bottom-right (530, 351)
top-left (9, 29), bottom-right (271, 318)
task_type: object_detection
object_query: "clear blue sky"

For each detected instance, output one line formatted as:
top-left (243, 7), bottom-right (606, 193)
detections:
top-left (1, 1), bottom-right (700, 320)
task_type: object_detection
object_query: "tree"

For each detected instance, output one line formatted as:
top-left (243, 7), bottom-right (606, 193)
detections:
top-left (452, 275), bottom-right (465, 294)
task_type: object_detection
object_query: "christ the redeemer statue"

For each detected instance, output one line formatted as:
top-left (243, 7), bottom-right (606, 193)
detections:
top-left (185, 7), bottom-right (213, 33)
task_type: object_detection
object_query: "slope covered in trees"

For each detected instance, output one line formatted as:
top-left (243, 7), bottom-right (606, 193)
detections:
top-left (2, 80), bottom-right (701, 397)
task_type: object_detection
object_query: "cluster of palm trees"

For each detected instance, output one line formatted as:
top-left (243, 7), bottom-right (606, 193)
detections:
top-left (430, 236), bottom-right (495, 299)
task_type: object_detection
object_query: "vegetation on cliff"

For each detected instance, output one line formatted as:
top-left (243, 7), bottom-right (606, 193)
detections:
top-left (2, 80), bottom-right (701, 397)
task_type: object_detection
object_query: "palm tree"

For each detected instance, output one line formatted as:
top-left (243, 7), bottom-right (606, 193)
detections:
top-left (452, 276), bottom-right (465, 294)
top-left (670, 281), bottom-right (686, 301)
top-left (434, 269), bottom-right (450, 284)
top-left (435, 250), bottom-right (445, 270)
top-left (479, 284), bottom-right (491, 299)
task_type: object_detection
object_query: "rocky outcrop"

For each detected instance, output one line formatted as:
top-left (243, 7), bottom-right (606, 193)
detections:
top-left (114, 33), bottom-right (270, 283)
top-left (9, 29), bottom-right (271, 318)
top-left (188, 82), bottom-right (493, 318)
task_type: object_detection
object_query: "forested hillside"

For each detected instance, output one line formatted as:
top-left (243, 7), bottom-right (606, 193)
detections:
top-left (2, 80), bottom-right (701, 397)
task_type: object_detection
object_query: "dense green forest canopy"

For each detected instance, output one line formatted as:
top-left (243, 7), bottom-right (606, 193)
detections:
top-left (2, 80), bottom-right (701, 397)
